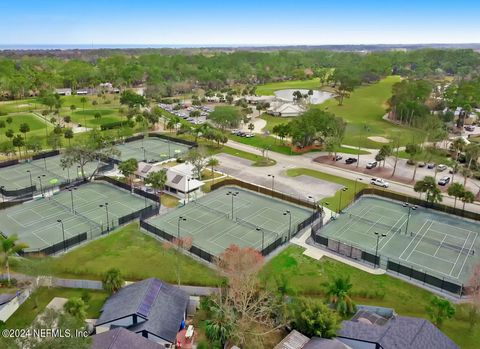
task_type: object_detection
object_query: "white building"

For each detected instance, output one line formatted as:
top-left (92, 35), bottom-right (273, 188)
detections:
top-left (267, 101), bottom-right (306, 117)
top-left (54, 88), bottom-right (72, 96)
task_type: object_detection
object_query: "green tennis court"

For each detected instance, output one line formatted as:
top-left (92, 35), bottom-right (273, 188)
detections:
top-left (0, 155), bottom-right (100, 193)
top-left (0, 182), bottom-right (154, 252)
top-left (145, 186), bottom-right (312, 256)
top-left (320, 196), bottom-right (479, 284)
top-left (115, 138), bottom-right (190, 162)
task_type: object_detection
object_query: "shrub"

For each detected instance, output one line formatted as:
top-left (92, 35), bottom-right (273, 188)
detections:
top-left (100, 120), bottom-right (135, 130)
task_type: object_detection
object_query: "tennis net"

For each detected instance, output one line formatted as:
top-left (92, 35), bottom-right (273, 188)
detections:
top-left (348, 213), bottom-right (404, 233)
top-left (50, 196), bottom-right (102, 229)
top-left (193, 201), bottom-right (229, 219)
top-left (419, 234), bottom-right (474, 256)
top-left (121, 142), bottom-right (166, 160)
top-left (74, 209), bottom-right (102, 229)
top-left (30, 159), bottom-right (67, 180)
top-left (235, 217), bottom-right (279, 239)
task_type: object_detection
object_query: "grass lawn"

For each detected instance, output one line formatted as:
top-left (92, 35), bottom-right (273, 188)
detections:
top-left (259, 114), bottom-right (293, 132)
top-left (286, 168), bottom-right (368, 211)
top-left (70, 109), bottom-right (123, 127)
top-left (0, 100), bottom-right (39, 114)
top-left (261, 245), bottom-right (478, 349)
top-left (161, 193), bottom-right (180, 208)
top-left (256, 78), bottom-right (321, 96)
top-left (6, 287), bottom-right (108, 328)
top-left (218, 145), bottom-right (277, 166)
top-left (0, 113), bottom-right (48, 134)
top-left (12, 223), bottom-right (222, 286)
top-left (316, 76), bottom-right (426, 149)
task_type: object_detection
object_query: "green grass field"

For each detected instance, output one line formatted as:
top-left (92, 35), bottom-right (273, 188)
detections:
top-left (71, 109), bottom-right (123, 127)
top-left (5, 287), bottom-right (108, 329)
top-left (316, 76), bottom-right (426, 148)
top-left (256, 78), bottom-right (321, 95)
top-left (12, 223), bottom-right (223, 286)
top-left (286, 168), bottom-right (368, 211)
top-left (261, 246), bottom-right (478, 349)
top-left (0, 113), bottom-right (47, 134)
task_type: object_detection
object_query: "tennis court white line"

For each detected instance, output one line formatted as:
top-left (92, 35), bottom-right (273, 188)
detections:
top-left (405, 220), bottom-right (434, 261)
top-left (414, 249), bottom-right (454, 265)
top-left (449, 230), bottom-right (471, 276)
top-left (431, 221), bottom-right (479, 235)
top-left (433, 235), bottom-right (448, 257)
top-left (429, 228), bottom-right (470, 241)
top-left (455, 233), bottom-right (478, 279)
top-left (399, 220), bottom-right (431, 260)
top-left (336, 206), bottom-right (373, 239)
top-left (379, 214), bottom-right (407, 251)
top-left (401, 254), bottom-right (460, 279)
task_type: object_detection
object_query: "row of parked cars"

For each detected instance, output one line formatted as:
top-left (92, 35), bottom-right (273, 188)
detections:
top-left (231, 130), bottom-right (255, 138)
top-left (159, 103), bottom-right (211, 125)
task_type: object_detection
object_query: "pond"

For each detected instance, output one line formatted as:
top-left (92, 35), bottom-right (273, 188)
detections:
top-left (274, 89), bottom-right (334, 104)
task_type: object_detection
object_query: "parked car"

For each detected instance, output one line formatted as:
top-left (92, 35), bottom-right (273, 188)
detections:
top-left (230, 129), bottom-right (239, 134)
top-left (345, 157), bottom-right (357, 164)
top-left (245, 133), bottom-right (254, 138)
top-left (437, 164), bottom-right (447, 171)
top-left (438, 176), bottom-right (451, 186)
top-left (371, 178), bottom-right (389, 188)
top-left (333, 155), bottom-right (343, 161)
top-left (418, 162), bottom-right (426, 168)
top-left (449, 167), bottom-right (458, 174)
top-left (427, 163), bottom-right (435, 169)
top-left (366, 161), bottom-right (378, 169)
top-left (465, 125), bottom-right (475, 132)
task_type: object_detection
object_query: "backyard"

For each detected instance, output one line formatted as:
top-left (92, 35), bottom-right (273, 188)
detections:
top-left (261, 245), bottom-right (478, 349)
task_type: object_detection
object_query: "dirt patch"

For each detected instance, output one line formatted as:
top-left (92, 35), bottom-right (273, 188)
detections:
top-left (368, 136), bottom-right (390, 143)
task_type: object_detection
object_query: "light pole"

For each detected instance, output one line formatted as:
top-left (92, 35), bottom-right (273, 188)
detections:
top-left (26, 170), bottom-right (33, 193)
top-left (402, 202), bottom-right (417, 235)
top-left (353, 177), bottom-right (362, 196)
top-left (66, 166), bottom-right (71, 183)
top-left (57, 219), bottom-right (66, 252)
top-left (141, 147), bottom-right (146, 162)
top-left (37, 174), bottom-right (46, 197)
top-left (374, 232), bottom-right (387, 268)
top-left (43, 156), bottom-right (47, 170)
top-left (226, 191), bottom-right (239, 220)
top-left (187, 178), bottom-right (191, 204)
top-left (338, 187), bottom-right (348, 213)
top-left (99, 203), bottom-right (110, 231)
top-left (177, 216), bottom-right (186, 239)
top-left (256, 227), bottom-right (265, 252)
top-left (68, 187), bottom-right (77, 213)
top-left (283, 210), bottom-right (292, 241)
top-left (0, 186), bottom-right (4, 203)
top-left (267, 174), bottom-right (275, 196)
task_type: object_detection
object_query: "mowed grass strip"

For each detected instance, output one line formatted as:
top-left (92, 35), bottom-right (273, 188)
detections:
top-left (6, 287), bottom-right (108, 329)
top-left (12, 223), bottom-right (222, 286)
top-left (316, 76), bottom-right (426, 148)
top-left (261, 245), bottom-right (477, 349)
top-left (256, 78), bottom-right (321, 95)
top-left (286, 168), bottom-right (367, 211)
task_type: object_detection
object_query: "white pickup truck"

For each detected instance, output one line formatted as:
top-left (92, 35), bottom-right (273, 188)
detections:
top-left (370, 178), bottom-right (389, 188)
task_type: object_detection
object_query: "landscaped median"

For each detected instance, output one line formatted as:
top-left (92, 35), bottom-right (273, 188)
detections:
top-left (286, 168), bottom-right (368, 211)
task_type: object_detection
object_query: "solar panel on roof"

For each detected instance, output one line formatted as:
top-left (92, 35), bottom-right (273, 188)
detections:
top-left (137, 279), bottom-right (163, 318)
top-left (171, 174), bottom-right (183, 184)
top-left (141, 165), bottom-right (152, 174)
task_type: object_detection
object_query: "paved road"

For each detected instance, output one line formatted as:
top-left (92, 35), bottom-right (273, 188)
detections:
top-left (224, 140), bottom-right (480, 214)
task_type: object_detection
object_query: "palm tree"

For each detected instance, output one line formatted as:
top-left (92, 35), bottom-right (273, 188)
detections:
top-left (461, 190), bottom-right (475, 211)
top-left (63, 297), bottom-right (87, 321)
top-left (206, 157), bottom-right (219, 183)
top-left (145, 169), bottom-right (167, 211)
top-left (414, 176), bottom-right (442, 205)
top-left (460, 166), bottom-right (472, 187)
top-left (1, 234), bottom-right (28, 285)
top-left (102, 268), bottom-right (124, 294)
top-left (447, 182), bottom-right (464, 209)
top-left (324, 276), bottom-right (355, 316)
top-left (465, 143), bottom-right (480, 172)
top-left (205, 304), bottom-right (234, 348)
top-left (80, 97), bottom-right (87, 111)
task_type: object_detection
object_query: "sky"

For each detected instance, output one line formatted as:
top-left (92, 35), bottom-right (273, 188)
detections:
top-left (1, 0), bottom-right (480, 46)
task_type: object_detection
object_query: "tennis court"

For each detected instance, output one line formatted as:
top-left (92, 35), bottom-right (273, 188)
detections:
top-left (145, 186), bottom-right (312, 256)
top-left (0, 155), bottom-right (100, 194)
top-left (320, 196), bottom-right (480, 284)
top-left (0, 182), bottom-right (154, 252)
top-left (115, 137), bottom-right (190, 162)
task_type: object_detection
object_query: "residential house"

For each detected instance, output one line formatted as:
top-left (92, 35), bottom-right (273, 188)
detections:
top-left (55, 88), bottom-right (72, 96)
top-left (274, 330), bottom-right (350, 349)
top-left (92, 327), bottom-right (165, 349)
top-left (0, 293), bottom-right (21, 322)
top-left (337, 305), bottom-right (459, 349)
top-left (95, 278), bottom-right (189, 347)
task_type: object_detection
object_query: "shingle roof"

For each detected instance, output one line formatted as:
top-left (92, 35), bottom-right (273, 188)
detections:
top-left (92, 327), bottom-right (165, 349)
top-left (96, 278), bottom-right (189, 343)
top-left (273, 330), bottom-right (309, 349)
top-left (303, 338), bottom-right (351, 349)
top-left (339, 315), bottom-right (459, 349)
top-left (0, 293), bottom-right (16, 305)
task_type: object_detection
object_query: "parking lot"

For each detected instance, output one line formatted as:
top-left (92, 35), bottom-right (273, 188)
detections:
top-left (159, 103), bottom-right (211, 125)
